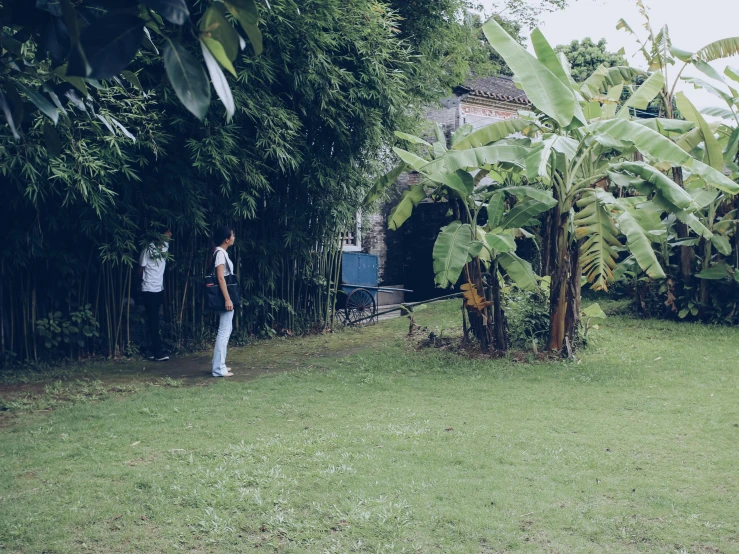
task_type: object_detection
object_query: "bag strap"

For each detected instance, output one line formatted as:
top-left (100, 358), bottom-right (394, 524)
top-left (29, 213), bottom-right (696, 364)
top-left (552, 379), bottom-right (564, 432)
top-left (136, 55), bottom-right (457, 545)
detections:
top-left (212, 247), bottom-right (229, 276)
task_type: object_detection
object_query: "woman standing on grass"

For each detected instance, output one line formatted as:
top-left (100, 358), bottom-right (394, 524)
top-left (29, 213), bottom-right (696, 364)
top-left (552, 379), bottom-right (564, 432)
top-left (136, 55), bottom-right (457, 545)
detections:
top-left (211, 225), bottom-right (236, 377)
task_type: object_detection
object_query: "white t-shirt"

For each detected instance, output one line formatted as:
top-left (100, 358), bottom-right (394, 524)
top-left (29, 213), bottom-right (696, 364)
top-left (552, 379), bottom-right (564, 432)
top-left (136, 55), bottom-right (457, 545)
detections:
top-left (214, 247), bottom-right (233, 276)
top-left (139, 242), bottom-right (168, 293)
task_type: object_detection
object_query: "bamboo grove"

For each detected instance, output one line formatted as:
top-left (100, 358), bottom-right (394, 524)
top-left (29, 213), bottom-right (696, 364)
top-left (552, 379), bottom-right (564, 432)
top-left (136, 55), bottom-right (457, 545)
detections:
top-left (1, 0), bottom-right (511, 364)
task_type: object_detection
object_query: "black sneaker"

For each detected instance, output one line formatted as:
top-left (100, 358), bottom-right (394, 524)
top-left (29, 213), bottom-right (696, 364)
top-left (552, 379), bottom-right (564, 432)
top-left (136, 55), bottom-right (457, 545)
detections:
top-left (154, 354), bottom-right (170, 361)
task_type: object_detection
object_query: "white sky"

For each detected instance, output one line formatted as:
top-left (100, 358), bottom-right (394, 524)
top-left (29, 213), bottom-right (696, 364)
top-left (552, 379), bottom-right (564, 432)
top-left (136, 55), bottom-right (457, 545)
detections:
top-left (479, 0), bottom-right (739, 111)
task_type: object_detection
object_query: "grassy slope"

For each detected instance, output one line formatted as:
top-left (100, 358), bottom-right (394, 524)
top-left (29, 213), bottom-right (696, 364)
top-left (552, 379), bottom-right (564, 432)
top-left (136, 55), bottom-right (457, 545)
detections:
top-left (1, 301), bottom-right (738, 553)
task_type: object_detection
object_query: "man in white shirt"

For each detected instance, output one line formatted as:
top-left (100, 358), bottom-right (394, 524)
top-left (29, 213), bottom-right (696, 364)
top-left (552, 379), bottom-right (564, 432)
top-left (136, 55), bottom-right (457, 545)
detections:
top-left (138, 229), bottom-right (172, 361)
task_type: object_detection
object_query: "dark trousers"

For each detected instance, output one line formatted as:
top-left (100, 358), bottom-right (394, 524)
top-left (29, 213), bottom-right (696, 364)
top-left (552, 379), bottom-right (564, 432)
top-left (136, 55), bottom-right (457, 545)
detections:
top-left (142, 291), bottom-right (164, 357)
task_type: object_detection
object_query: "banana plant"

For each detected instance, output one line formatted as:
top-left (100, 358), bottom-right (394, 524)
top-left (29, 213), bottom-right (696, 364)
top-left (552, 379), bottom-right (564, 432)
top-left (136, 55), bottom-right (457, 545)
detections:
top-left (365, 121), bottom-right (553, 351)
top-left (479, 17), bottom-right (739, 352)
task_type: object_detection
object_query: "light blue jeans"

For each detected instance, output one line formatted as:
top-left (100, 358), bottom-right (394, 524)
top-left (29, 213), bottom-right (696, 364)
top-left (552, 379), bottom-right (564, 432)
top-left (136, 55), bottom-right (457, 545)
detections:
top-left (212, 310), bottom-right (234, 376)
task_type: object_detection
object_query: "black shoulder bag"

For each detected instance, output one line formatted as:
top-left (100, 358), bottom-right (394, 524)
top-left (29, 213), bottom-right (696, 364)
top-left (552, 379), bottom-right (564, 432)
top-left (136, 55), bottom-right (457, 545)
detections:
top-left (203, 250), bottom-right (241, 311)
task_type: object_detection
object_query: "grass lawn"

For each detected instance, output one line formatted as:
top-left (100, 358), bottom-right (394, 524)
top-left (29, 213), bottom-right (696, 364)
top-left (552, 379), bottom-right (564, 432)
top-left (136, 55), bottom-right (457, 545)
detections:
top-left (1, 300), bottom-right (738, 553)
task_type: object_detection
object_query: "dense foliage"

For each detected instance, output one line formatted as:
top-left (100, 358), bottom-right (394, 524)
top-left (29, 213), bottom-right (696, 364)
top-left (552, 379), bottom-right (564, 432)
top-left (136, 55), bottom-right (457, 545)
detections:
top-left (0, 0), bottom-right (501, 364)
top-left (555, 38), bottom-right (627, 83)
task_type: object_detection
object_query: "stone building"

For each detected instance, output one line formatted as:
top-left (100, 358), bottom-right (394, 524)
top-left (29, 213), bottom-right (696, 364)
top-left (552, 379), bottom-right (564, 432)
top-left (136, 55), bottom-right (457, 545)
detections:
top-left (349, 75), bottom-right (531, 303)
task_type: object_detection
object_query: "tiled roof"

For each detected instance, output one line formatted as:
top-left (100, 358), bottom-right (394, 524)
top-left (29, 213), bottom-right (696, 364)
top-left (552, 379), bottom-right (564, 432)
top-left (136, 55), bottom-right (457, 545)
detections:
top-left (457, 75), bottom-right (530, 105)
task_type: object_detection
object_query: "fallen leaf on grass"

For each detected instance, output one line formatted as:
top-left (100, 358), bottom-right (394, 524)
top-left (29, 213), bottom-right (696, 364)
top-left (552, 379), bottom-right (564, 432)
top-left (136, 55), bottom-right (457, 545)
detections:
top-left (445, 427), bottom-right (454, 431)
top-left (130, 441), bottom-right (140, 447)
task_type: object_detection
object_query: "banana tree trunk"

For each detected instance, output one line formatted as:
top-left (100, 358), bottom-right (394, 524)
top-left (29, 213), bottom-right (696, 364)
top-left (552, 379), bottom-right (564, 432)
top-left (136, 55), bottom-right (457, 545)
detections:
top-left (490, 261), bottom-right (507, 350)
top-left (465, 258), bottom-right (493, 351)
top-left (564, 242), bottom-right (581, 349)
top-left (548, 202), bottom-right (581, 352)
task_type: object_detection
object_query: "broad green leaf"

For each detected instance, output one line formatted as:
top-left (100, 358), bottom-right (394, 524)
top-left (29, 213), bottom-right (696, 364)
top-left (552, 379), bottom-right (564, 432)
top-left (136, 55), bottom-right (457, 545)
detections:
top-left (67, 14), bottom-right (144, 80)
top-left (675, 92), bottom-right (723, 171)
top-left (419, 144), bottom-right (528, 175)
top-left (451, 124), bottom-right (473, 146)
top-left (609, 161), bottom-right (693, 210)
top-left (498, 253), bottom-right (537, 291)
top-left (363, 163), bottom-right (406, 206)
top-left (432, 221), bottom-right (474, 288)
top-left (636, 118), bottom-right (694, 137)
top-left (482, 18), bottom-right (577, 127)
top-left (429, 169), bottom-right (473, 197)
top-left (711, 234), bottom-right (732, 255)
top-left (200, 3), bottom-right (239, 62)
top-left (693, 37), bottom-right (739, 62)
top-left (451, 119), bottom-right (528, 150)
top-left (395, 132), bottom-right (431, 147)
top-left (202, 36), bottom-right (237, 78)
top-left (143, 0), bottom-right (189, 25)
top-left (531, 28), bottom-right (571, 87)
top-left (392, 147), bottom-right (428, 171)
top-left (121, 70), bottom-right (143, 92)
top-left (388, 184), bottom-right (425, 231)
top-left (486, 192), bottom-right (505, 229)
top-left (224, 1), bottom-right (262, 55)
top-left (725, 66), bottom-right (739, 84)
top-left (701, 106), bottom-right (736, 119)
top-left (592, 118), bottom-right (739, 193)
top-left (692, 59), bottom-right (726, 83)
top-left (670, 46), bottom-right (693, 62)
top-left (226, 0), bottom-right (258, 24)
top-left (201, 39), bottom-right (235, 121)
top-left (582, 303), bottom-right (606, 319)
top-left (485, 233), bottom-right (516, 253)
top-left (434, 123), bottom-right (447, 148)
top-left (617, 71), bottom-right (665, 118)
top-left (164, 39), bottom-right (211, 121)
top-left (583, 101), bottom-right (602, 120)
top-left (500, 186), bottom-right (556, 208)
top-left (683, 77), bottom-right (735, 106)
top-left (613, 255), bottom-right (639, 281)
top-left (575, 191), bottom-right (621, 290)
top-left (675, 210), bottom-right (712, 239)
top-left (696, 261), bottom-right (732, 279)
top-left (723, 125), bottom-right (739, 163)
top-left (616, 210), bottom-right (665, 279)
top-left (15, 82), bottom-right (58, 124)
top-left (689, 188), bottom-right (719, 208)
top-left (500, 199), bottom-right (553, 230)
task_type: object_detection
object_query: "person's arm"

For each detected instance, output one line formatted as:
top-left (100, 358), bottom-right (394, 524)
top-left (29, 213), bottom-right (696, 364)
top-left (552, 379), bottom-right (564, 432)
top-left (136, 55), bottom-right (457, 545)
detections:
top-left (216, 262), bottom-right (233, 311)
top-left (137, 249), bottom-right (147, 282)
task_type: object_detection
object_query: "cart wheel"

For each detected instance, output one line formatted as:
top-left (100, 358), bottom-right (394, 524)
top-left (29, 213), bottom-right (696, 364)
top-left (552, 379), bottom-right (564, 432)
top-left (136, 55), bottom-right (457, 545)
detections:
top-left (345, 288), bottom-right (376, 325)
